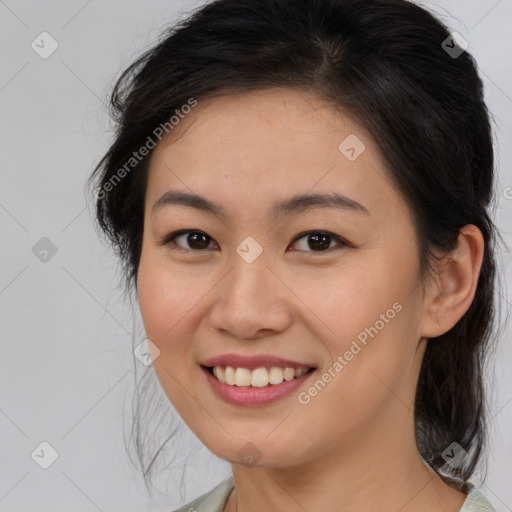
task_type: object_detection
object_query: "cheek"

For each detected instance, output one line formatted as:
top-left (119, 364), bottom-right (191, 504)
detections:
top-left (136, 249), bottom-right (194, 358)
top-left (136, 247), bottom-right (221, 383)
top-left (292, 260), bottom-right (402, 350)
top-left (136, 252), bottom-right (206, 423)
top-left (297, 257), bottom-right (422, 394)
top-left (137, 259), bottom-right (171, 342)
top-left (137, 245), bottom-right (198, 335)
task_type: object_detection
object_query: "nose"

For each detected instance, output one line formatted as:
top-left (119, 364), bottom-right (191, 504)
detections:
top-left (208, 253), bottom-right (293, 340)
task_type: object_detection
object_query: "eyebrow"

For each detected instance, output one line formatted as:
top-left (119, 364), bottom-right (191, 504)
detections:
top-left (151, 189), bottom-right (370, 220)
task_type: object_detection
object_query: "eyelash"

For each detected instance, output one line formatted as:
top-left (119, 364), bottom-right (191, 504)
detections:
top-left (158, 229), bottom-right (350, 254)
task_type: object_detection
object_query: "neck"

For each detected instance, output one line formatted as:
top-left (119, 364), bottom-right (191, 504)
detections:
top-left (226, 405), bottom-right (467, 512)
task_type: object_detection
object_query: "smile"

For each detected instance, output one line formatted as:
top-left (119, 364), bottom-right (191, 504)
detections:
top-left (201, 365), bottom-right (317, 407)
top-left (207, 365), bottom-right (313, 387)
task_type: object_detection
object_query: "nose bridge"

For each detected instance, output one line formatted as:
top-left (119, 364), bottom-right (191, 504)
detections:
top-left (209, 238), bottom-right (291, 338)
top-left (226, 238), bottom-right (274, 307)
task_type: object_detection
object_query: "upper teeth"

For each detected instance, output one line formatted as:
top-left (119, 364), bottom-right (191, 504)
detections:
top-left (212, 366), bottom-right (310, 387)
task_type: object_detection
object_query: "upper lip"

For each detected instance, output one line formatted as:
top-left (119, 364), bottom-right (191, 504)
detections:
top-left (201, 353), bottom-right (316, 370)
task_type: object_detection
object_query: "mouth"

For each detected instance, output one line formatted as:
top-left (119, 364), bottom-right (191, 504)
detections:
top-left (201, 364), bottom-right (316, 388)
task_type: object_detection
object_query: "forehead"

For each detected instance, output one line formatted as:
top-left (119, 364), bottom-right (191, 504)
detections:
top-left (154, 88), bottom-right (371, 159)
top-left (145, 88), bottom-right (396, 219)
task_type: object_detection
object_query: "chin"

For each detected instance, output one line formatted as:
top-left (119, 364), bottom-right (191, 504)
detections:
top-left (206, 435), bottom-right (306, 469)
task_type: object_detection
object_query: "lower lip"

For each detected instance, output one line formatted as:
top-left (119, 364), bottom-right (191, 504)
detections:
top-left (201, 366), bottom-right (316, 407)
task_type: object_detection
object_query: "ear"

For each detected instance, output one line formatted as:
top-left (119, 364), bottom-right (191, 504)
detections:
top-left (420, 225), bottom-right (485, 338)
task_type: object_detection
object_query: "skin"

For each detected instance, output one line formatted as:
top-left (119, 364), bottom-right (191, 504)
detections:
top-left (136, 88), bottom-right (484, 512)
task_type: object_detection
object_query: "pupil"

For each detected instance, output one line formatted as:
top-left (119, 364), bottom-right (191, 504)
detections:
top-left (309, 233), bottom-right (330, 251)
top-left (189, 232), bottom-right (210, 249)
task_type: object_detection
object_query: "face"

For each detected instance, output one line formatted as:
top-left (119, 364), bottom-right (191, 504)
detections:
top-left (137, 88), bottom-right (429, 469)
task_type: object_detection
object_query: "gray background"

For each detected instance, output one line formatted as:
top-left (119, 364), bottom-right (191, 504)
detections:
top-left (1, 1), bottom-right (511, 511)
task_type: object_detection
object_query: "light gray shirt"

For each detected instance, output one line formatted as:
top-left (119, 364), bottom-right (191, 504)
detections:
top-left (171, 475), bottom-right (497, 512)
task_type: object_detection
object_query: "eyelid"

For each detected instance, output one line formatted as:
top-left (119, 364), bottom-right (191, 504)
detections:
top-left (158, 229), bottom-right (351, 253)
top-left (157, 229), bottom-right (219, 250)
top-left (289, 230), bottom-right (350, 252)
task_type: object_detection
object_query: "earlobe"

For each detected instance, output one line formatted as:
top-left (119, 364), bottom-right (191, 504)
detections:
top-left (420, 225), bottom-right (485, 338)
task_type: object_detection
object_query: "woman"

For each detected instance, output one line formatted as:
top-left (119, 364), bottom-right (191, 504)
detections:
top-left (89, 0), bottom-right (500, 510)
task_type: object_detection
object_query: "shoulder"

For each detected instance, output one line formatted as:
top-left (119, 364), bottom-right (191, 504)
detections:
top-left (459, 483), bottom-right (497, 512)
top-left (169, 475), bottom-right (498, 512)
top-left (171, 475), bottom-right (235, 512)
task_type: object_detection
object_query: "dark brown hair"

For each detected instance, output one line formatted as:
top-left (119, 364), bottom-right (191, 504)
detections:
top-left (88, 0), bottom-right (499, 490)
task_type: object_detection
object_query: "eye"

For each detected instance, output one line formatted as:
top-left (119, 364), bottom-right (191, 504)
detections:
top-left (288, 231), bottom-right (348, 253)
top-left (159, 229), bottom-right (348, 254)
top-left (159, 230), bottom-right (218, 251)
